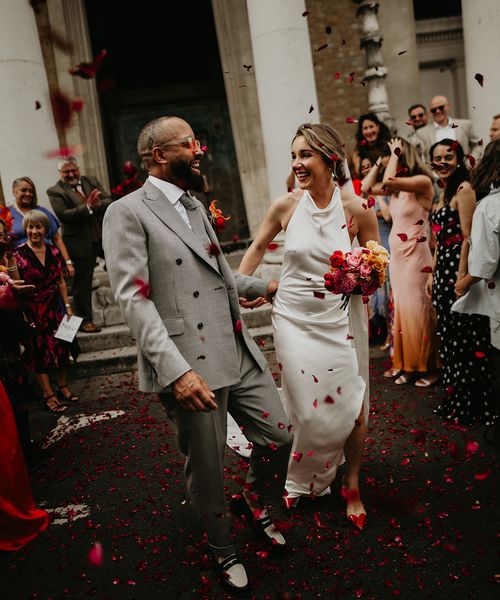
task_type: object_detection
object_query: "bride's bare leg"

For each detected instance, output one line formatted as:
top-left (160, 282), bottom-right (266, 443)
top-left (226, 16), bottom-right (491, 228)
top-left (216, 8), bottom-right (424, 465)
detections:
top-left (342, 405), bottom-right (366, 518)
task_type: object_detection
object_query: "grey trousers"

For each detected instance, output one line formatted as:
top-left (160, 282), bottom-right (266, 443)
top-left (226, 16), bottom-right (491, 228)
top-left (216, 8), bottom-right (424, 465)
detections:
top-left (160, 336), bottom-right (292, 553)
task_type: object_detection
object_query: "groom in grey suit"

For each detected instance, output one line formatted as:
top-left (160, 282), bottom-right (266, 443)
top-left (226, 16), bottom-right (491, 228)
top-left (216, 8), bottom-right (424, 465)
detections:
top-left (102, 116), bottom-right (292, 594)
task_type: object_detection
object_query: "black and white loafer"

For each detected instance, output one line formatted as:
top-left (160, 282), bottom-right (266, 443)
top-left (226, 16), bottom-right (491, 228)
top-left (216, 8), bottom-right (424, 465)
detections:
top-left (209, 550), bottom-right (250, 596)
top-left (230, 495), bottom-right (287, 552)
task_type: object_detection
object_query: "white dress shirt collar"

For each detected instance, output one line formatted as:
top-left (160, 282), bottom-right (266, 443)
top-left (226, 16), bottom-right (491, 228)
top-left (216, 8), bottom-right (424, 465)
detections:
top-left (148, 175), bottom-right (186, 205)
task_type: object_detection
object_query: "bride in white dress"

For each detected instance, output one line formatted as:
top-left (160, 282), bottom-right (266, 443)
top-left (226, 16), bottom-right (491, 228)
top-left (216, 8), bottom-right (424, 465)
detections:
top-left (238, 123), bottom-right (379, 529)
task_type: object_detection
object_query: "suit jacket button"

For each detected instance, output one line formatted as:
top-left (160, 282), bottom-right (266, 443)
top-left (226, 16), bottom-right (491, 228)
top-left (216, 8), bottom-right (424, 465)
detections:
top-left (176, 258), bottom-right (182, 265)
top-left (197, 322), bottom-right (203, 330)
top-left (193, 291), bottom-right (199, 298)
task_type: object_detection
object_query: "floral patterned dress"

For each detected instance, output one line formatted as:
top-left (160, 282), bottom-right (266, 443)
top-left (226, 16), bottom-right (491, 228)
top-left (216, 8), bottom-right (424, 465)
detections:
top-left (431, 204), bottom-right (495, 426)
top-left (14, 243), bottom-right (69, 373)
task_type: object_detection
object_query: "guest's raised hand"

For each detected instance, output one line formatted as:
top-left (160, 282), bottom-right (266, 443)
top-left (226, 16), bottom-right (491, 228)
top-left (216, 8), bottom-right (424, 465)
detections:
top-left (387, 137), bottom-right (402, 155)
top-left (87, 188), bottom-right (101, 208)
top-left (172, 370), bottom-right (217, 412)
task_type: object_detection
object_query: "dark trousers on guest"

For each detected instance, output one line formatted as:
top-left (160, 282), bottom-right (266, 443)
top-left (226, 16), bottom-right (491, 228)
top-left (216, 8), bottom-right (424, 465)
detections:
top-left (72, 242), bottom-right (100, 323)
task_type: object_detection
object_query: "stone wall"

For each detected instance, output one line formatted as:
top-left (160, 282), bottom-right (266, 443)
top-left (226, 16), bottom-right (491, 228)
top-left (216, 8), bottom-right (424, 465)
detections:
top-left (305, 0), bottom-right (369, 154)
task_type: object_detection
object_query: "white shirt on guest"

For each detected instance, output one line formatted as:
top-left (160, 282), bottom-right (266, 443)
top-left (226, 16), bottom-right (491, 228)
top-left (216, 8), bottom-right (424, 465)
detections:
top-left (148, 175), bottom-right (192, 230)
top-left (433, 118), bottom-right (457, 143)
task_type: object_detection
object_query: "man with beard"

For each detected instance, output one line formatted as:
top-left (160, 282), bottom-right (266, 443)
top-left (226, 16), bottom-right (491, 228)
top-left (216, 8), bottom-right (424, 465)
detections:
top-left (102, 116), bottom-right (292, 595)
top-left (48, 157), bottom-right (113, 332)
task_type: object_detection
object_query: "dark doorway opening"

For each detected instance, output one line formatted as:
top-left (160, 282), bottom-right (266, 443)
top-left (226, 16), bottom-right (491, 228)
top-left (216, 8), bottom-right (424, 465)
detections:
top-left (84, 1), bottom-right (248, 240)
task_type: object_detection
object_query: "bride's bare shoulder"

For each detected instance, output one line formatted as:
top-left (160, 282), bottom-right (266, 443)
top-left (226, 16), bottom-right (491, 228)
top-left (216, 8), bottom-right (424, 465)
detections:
top-left (271, 189), bottom-right (302, 213)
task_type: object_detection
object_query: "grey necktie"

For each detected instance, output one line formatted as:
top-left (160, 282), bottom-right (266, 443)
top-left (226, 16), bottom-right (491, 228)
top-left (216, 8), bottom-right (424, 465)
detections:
top-left (179, 194), bottom-right (219, 265)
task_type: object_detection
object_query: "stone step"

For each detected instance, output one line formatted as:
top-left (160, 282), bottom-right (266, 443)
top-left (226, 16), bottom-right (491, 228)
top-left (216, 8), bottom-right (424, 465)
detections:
top-left (68, 345), bottom-right (137, 380)
top-left (240, 303), bottom-right (272, 328)
top-left (76, 324), bottom-right (134, 353)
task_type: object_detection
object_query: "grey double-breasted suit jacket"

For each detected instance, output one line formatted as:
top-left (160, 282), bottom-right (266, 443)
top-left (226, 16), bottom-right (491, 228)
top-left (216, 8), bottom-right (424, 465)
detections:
top-left (102, 180), bottom-right (269, 393)
top-left (415, 118), bottom-right (481, 159)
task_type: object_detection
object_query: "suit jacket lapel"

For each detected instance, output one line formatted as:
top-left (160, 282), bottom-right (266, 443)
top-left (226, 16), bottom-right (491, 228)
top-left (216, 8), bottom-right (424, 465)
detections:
top-left (142, 181), bottom-right (221, 274)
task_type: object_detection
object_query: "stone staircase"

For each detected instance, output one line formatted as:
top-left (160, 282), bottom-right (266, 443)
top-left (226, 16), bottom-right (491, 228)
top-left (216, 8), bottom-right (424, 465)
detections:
top-left (68, 252), bottom-right (276, 380)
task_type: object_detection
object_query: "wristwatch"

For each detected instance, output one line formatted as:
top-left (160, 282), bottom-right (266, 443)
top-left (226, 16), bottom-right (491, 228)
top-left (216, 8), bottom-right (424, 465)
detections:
top-left (66, 260), bottom-right (73, 265)
top-left (65, 303), bottom-right (71, 307)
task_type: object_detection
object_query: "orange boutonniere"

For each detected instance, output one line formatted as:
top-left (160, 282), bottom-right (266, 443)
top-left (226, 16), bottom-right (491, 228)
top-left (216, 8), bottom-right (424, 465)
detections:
top-left (208, 200), bottom-right (230, 234)
top-left (0, 205), bottom-right (13, 232)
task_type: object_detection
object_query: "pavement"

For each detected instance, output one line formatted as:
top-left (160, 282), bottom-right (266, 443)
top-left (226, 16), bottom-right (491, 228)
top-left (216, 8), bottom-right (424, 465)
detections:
top-left (1, 350), bottom-right (498, 600)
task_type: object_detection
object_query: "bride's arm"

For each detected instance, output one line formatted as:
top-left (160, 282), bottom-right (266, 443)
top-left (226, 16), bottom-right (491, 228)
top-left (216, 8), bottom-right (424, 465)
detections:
top-left (238, 194), bottom-right (291, 276)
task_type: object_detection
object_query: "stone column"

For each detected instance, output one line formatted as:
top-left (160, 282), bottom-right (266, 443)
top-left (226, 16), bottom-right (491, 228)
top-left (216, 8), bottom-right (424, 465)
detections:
top-left (0, 0), bottom-right (60, 207)
top-left (211, 0), bottom-right (270, 238)
top-left (461, 0), bottom-right (500, 141)
top-left (246, 0), bottom-right (319, 201)
top-left (352, 0), bottom-right (394, 131)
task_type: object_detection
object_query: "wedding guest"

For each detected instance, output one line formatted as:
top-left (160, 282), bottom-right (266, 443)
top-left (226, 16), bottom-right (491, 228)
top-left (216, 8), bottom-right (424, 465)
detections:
top-left (352, 112), bottom-right (392, 176)
top-left (14, 210), bottom-right (78, 413)
top-left (8, 177), bottom-right (75, 277)
top-left (452, 140), bottom-right (499, 427)
top-left (489, 114), bottom-right (500, 142)
top-left (382, 138), bottom-right (440, 385)
top-left (239, 123), bottom-right (380, 530)
top-left (405, 103), bottom-right (428, 159)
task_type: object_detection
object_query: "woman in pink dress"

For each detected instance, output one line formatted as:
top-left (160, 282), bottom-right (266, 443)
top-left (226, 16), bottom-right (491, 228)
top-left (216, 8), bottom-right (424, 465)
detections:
top-left (382, 138), bottom-right (440, 385)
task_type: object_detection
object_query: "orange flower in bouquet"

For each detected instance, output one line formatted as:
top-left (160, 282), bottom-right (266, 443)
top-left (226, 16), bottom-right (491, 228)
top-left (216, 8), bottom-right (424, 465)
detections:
top-left (208, 200), bottom-right (230, 234)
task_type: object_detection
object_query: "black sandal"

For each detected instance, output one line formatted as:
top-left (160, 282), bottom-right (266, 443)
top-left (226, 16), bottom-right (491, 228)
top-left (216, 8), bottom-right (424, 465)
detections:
top-left (57, 385), bottom-right (79, 403)
top-left (44, 393), bottom-right (67, 413)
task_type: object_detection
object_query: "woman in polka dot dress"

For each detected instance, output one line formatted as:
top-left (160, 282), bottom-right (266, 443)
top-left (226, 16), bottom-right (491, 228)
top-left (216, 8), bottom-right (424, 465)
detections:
top-left (426, 139), bottom-right (495, 425)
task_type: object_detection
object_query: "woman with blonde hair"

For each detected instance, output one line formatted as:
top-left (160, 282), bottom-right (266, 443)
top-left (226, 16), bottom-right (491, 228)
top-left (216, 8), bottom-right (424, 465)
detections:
top-left (14, 210), bottom-right (77, 413)
top-left (237, 123), bottom-right (379, 529)
top-left (382, 138), bottom-right (440, 385)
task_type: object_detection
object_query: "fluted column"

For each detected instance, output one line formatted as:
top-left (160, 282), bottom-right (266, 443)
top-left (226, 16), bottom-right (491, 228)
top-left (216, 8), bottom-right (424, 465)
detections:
top-left (0, 0), bottom-right (59, 207)
top-left (461, 0), bottom-right (500, 141)
top-left (353, 0), bottom-right (394, 131)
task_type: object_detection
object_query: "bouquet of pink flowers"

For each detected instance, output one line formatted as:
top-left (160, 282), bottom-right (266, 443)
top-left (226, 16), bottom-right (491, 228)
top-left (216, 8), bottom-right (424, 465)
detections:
top-left (324, 240), bottom-right (389, 310)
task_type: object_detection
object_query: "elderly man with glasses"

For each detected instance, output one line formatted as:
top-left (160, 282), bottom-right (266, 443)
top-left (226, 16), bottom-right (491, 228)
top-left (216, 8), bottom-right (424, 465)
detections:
top-left (415, 95), bottom-right (481, 160)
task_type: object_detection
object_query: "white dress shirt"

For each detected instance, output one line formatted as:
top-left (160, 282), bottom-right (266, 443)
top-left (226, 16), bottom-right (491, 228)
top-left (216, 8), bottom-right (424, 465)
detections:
top-left (148, 175), bottom-right (192, 230)
top-left (434, 118), bottom-right (457, 143)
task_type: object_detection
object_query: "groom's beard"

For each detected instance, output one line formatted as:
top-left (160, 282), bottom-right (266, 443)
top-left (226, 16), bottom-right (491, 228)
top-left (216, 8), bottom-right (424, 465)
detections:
top-left (170, 158), bottom-right (205, 192)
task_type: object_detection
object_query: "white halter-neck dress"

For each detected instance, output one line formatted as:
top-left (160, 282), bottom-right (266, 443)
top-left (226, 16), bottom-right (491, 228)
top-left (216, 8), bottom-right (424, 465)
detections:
top-left (272, 187), bottom-right (366, 498)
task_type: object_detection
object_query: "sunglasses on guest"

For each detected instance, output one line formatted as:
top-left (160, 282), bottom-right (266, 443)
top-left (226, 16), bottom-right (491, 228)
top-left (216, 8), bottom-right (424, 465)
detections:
top-left (430, 105), bottom-right (446, 114)
top-left (410, 113), bottom-right (426, 120)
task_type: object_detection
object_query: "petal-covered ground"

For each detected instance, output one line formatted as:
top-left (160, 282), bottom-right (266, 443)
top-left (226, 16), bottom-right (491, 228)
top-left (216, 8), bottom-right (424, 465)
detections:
top-left (1, 353), bottom-right (498, 599)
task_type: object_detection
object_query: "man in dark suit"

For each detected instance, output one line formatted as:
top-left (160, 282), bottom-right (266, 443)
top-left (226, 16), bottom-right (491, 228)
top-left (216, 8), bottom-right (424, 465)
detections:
top-left (48, 157), bottom-right (113, 332)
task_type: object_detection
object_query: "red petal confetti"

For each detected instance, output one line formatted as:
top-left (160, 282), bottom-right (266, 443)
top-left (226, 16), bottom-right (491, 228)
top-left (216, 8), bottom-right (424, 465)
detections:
top-left (465, 440), bottom-right (479, 457)
top-left (345, 117), bottom-right (358, 124)
top-left (416, 236), bottom-right (427, 243)
top-left (341, 39), bottom-right (346, 46)
top-left (134, 278), bottom-right (151, 299)
top-left (72, 98), bottom-right (84, 112)
top-left (313, 399), bottom-right (318, 408)
top-left (397, 233), bottom-right (408, 241)
top-left (69, 49), bottom-right (107, 79)
top-left (324, 395), bottom-right (335, 404)
top-left (232, 234), bottom-right (239, 243)
top-left (478, 138), bottom-right (484, 145)
top-left (474, 73), bottom-right (484, 87)
top-left (337, 386), bottom-right (342, 395)
top-left (451, 122), bottom-right (459, 129)
top-left (206, 242), bottom-right (221, 256)
top-left (35, 100), bottom-right (41, 110)
top-left (45, 145), bottom-right (81, 158)
top-left (261, 411), bottom-right (270, 419)
top-left (88, 541), bottom-right (103, 566)
top-left (308, 105), bottom-right (314, 113)
top-left (312, 375), bottom-right (318, 383)
top-left (414, 219), bottom-right (424, 225)
top-left (234, 319), bottom-right (242, 334)
top-left (302, 10), bottom-right (310, 16)
top-left (314, 512), bottom-right (328, 528)
top-left (474, 469), bottom-right (491, 481)
top-left (50, 89), bottom-right (76, 130)
top-left (267, 242), bottom-right (279, 251)
top-left (398, 50), bottom-right (407, 55)
top-left (394, 147), bottom-right (401, 157)
top-left (349, 72), bottom-right (355, 83)
top-left (367, 196), bottom-right (376, 208)
top-left (292, 451), bottom-right (303, 462)
top-left (467, 155), bottom-right (476, 168)
top-left (487, 281), bottom-right (495, 289)
top-left (420, 265), bottom-right (432, 273)
top-left (313, 291), bottom-right (325, 299)
top-left (474, 351), bottom-right (485, 359)
top-left (335, 72), bottom-right (341, 80)
top-left (243, 64), bottom-right (252, 71)
top-left (325, 26), bottom-right (332, 34)
top-left (316, 44), bottom-right (328, 52)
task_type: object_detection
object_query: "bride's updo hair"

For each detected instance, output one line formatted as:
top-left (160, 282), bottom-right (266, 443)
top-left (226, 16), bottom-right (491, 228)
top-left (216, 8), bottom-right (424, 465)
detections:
top-left (294, 123), bottom-right (347, 182)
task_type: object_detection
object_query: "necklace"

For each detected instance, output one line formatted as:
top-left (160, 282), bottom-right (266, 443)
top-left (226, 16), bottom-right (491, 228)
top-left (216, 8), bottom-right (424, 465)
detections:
top-left (28, 242), bottom-right (45, 254)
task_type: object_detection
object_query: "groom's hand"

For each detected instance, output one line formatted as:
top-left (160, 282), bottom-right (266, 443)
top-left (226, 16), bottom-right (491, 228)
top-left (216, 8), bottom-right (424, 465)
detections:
top-left (172, 370), bottom-right (217, 412)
